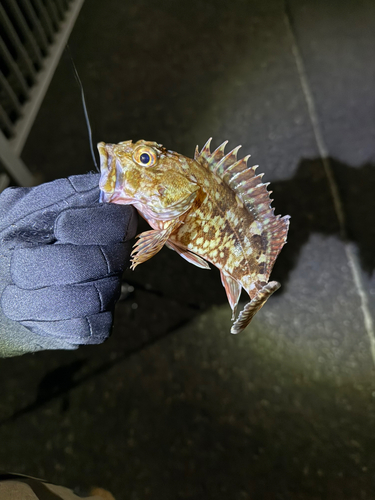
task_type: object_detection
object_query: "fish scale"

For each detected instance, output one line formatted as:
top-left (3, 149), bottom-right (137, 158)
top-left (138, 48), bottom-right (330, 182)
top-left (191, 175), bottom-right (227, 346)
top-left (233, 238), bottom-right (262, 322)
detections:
top-left (98, 138), bottom-right (290, 334)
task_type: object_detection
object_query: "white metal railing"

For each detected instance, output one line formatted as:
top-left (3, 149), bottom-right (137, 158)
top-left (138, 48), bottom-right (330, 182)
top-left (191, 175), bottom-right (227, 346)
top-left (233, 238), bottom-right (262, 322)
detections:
top-left (0, 0), bottom-right (85, 191)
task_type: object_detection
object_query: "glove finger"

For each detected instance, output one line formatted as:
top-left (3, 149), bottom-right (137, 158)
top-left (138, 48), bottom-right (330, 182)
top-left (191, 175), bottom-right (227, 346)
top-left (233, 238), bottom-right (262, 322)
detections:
top-left (68, 173), bottom-right (100, 192)
top-left (21, 312), bottom-right (114, 345)
top-left (2, 276), bottom-right (120, 321)
top-left (0, 174), bottom-right (100, 235)
top-left (11, 243), bottom-right (130, 289)
top-left (55, 203), bottom-right (137, 245)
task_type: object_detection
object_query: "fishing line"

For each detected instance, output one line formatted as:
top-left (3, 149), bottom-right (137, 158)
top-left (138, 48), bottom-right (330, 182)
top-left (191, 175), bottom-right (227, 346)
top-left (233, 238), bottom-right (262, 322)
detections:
top-left (65, 44), bottom-right (99, 172)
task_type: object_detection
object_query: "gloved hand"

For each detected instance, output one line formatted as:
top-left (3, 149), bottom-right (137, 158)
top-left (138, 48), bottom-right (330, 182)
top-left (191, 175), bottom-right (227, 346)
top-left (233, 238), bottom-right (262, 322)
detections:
top-left (0, 174), bottom-right (137, 357)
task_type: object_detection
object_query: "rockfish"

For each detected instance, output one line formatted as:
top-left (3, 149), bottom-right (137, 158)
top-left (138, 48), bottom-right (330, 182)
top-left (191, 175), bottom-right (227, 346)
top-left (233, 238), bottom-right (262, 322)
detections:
top-left (98, 138), bottom-right (290, 334)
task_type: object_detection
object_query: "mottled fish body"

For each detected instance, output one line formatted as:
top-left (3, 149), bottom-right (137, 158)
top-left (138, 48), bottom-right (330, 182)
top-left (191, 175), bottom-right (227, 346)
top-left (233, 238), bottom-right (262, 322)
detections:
top-left (98, 138), bottom-right (290, 333)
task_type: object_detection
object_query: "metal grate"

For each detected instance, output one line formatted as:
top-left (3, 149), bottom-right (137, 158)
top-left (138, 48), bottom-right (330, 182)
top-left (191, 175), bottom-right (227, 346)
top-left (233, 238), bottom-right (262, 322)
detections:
top-left (0, 0), bottom-right (84, 189)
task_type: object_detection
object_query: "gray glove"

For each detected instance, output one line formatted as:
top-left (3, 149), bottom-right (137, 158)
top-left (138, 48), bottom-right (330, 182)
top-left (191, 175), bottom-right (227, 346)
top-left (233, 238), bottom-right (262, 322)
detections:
top-left (0, 174), bottom-right (136, 357)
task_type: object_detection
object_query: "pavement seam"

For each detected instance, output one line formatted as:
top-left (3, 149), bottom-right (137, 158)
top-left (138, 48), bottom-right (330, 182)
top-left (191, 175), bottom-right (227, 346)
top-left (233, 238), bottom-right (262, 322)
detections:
top-left (283, 3), bottom-right (375, 367)
top-left (346, 243), bottom-right (375, 363)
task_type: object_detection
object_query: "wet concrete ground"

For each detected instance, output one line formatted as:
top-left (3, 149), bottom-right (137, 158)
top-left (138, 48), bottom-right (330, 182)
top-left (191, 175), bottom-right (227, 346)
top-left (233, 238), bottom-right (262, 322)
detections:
top-left (1, 0), bottom-right (375, 498)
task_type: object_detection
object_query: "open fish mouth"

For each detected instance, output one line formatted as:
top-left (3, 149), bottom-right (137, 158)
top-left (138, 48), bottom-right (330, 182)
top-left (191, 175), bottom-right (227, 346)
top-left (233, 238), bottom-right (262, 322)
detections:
top-left (97, 141), bottom-right (136, 206)
top-left (98, 142), bottom-right (117, 203)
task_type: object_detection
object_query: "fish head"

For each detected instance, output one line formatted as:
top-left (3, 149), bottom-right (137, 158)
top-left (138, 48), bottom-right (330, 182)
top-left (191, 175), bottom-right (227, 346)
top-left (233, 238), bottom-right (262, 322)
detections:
top-left (98, 140), bottom-right (199, 221)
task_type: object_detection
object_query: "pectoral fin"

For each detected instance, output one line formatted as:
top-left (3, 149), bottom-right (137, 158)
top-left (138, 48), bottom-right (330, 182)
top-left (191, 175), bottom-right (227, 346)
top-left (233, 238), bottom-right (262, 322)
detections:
top-left (220, 272), bottom-right (242, 320)
top-left (166, 240), bottom-right (211, 269)
top-left (131, 220), bottom-right (181, 270)
top-left (231, 281), bottom-right (280, 334)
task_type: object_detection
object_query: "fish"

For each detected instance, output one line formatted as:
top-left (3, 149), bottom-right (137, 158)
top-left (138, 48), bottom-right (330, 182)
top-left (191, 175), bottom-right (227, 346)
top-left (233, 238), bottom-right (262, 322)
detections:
top-left (98, 138), bottom-right (290, 334)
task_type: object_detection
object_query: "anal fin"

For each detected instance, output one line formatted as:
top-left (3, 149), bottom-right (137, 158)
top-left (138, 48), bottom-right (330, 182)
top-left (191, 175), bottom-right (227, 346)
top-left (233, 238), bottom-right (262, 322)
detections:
top-left (231, 281), bottom-right (280, 334)
top-left (220, 272), bottom-right (242, 320)
top-left (166, 241), bottom-right (210, 270)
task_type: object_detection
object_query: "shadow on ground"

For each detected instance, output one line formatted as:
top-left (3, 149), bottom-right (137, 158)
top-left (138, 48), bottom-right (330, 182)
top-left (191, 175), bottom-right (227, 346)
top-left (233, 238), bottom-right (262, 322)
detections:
top-left (272, 157), bottom-right (375, 284)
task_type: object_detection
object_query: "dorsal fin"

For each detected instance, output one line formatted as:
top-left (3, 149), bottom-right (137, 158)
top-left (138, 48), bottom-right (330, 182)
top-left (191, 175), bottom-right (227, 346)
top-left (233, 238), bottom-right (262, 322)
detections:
top-left (196, 139), bottom-right (290, 280)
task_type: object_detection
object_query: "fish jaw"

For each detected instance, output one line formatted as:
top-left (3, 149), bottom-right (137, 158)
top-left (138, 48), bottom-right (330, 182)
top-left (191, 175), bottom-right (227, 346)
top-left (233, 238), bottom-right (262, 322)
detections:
top-left (98, 141), bottom-right (139, 207)
top-left (98, 141), bottom-right (120, 202)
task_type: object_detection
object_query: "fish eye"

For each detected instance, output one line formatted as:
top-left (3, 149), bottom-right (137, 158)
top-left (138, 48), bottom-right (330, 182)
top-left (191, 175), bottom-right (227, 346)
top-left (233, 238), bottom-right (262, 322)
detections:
top-left (140, 153), bottom-right (150, 164)
top-left (133, 146), bottom-right (158, 167)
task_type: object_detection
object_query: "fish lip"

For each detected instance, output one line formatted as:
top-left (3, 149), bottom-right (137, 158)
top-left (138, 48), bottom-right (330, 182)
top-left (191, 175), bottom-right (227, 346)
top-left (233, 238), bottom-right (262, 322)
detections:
top-left (99, 189), bottom-right (109, 203)
top-left (97, 141), bottom-right (114, 203)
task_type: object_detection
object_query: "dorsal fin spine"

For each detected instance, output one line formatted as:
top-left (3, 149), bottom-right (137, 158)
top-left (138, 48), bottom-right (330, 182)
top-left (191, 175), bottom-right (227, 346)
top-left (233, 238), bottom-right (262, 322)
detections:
top-left (196, 139), bottom-right (289, 280)
top-left (200, 138), bottom-right (212, 157)
top-left (227, 155), bottom-right (251, 170)
top-left (212, 141), bottom-right (228, 156)
top-left (213, 145), bottom-right (241, 175)
top-left (206, 141), bottom-right (228, 168)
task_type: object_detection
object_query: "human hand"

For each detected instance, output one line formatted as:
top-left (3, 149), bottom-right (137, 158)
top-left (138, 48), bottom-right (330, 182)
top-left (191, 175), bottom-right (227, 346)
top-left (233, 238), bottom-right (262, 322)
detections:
top-left (0, 174), bottom-right (136, 357)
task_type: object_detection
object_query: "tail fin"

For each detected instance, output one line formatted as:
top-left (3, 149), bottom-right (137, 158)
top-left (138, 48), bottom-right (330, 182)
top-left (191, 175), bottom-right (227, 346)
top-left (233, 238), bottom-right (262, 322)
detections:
top-left (231, 281), bottom-right (280, 334)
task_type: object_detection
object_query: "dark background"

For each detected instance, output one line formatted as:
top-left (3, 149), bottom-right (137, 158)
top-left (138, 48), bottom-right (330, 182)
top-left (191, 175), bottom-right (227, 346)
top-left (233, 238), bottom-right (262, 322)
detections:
top-left (1, 0), bottom-right (375, 498)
